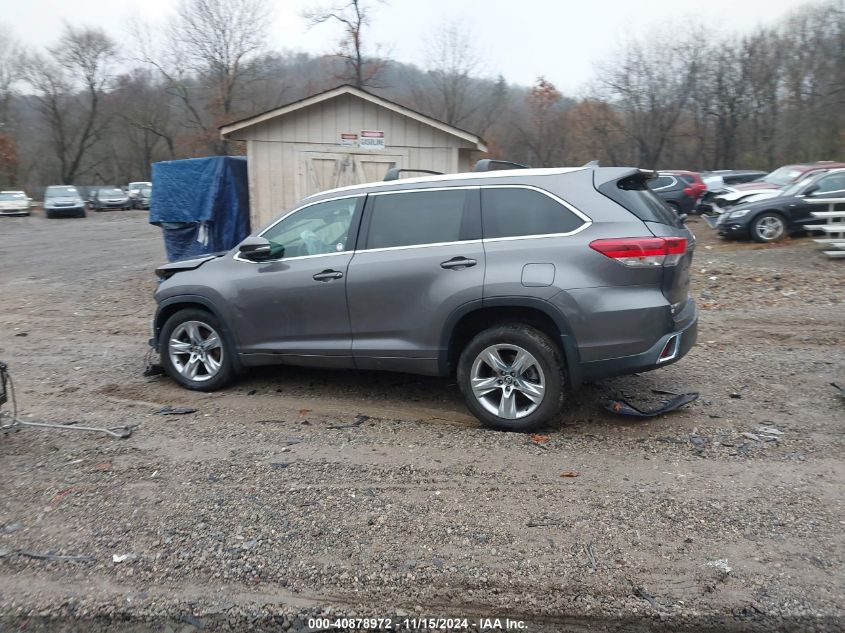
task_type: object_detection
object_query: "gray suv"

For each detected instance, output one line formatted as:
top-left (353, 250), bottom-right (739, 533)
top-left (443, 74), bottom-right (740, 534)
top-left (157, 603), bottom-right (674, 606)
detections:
top-left (151, 166), bottom-right (698, 431)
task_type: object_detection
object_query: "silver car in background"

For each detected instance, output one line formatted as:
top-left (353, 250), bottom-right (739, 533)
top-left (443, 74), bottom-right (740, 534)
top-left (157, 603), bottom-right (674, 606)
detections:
top-left (43, 185), bottom-right (86, 219)
top-left (0, 190), bottom-right (32, 216)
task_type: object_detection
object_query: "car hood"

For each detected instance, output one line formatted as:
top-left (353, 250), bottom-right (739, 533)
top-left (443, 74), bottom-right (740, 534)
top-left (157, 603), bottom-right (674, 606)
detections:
top-left (155, 253), bottom-right (226, 280)
top-left (0, 200), bottom-right (27, 208)
top-left (725, 190), bottom-right (781, 203)
top-left (732, 195), bottom-right (798, 214)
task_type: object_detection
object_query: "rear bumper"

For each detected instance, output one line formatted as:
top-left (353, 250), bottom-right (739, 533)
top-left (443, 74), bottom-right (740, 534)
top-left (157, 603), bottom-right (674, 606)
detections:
top-left (578, 304), bottom-right (698, 382)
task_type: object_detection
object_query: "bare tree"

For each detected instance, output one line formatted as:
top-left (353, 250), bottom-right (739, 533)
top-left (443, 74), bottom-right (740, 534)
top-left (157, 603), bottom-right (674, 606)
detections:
top-left (134, 0), bottom-right (271, 154)
top-left (0, 24), bottom-right (21, 130)
top-left (420, 24), bottom-right (481, 127)
top-left (305, 0), bottom-right (388, 89)
top-left (170, 0), bottom-right (271, 119)
top-left (596, 31), bottom-right (701, 168)
top-left (24, 25), bottom-right (116, 184)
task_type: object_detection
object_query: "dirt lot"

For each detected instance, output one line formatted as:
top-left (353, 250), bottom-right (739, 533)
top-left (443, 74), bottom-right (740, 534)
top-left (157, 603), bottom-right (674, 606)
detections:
top-left (0, 209), bottom-right (843, 632)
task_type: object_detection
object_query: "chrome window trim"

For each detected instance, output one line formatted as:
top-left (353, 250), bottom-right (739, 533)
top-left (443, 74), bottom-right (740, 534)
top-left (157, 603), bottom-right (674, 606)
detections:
top-left (356, 239), bottom-right (482, 255)
top-left (233, 193), bottom-right (363, 264)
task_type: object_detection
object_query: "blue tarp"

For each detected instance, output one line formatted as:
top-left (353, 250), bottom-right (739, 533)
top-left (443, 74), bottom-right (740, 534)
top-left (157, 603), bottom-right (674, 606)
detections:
top-left (149, 156), bottom-right (251, 262)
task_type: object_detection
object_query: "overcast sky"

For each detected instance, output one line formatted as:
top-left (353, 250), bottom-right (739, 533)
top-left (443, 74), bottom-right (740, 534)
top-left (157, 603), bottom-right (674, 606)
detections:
top-left (1, 0), bottom-right (808, 93)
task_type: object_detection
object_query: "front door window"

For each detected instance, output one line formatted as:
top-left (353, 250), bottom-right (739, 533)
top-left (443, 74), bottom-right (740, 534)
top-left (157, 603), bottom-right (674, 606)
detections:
top-left (262, 197), bottom-right (358, 258)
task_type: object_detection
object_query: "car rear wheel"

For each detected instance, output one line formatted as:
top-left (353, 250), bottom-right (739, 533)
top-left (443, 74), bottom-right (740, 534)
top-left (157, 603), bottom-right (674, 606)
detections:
top-left (457, 324), bottom-right (565, 432)
top-left (160, 309), bottom-right (234, 391)
top-left (751, 212), bottom-right (786, 243)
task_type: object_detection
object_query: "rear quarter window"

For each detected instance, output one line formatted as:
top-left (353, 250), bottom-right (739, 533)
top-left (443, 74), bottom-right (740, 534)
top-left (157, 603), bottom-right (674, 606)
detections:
top-left (481, 187), bottom-right (585, 239)
top-left (599, 175), bottom-right (683, 227)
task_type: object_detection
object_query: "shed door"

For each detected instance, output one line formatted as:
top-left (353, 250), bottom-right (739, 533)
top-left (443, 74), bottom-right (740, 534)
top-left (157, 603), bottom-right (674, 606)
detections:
top-left (297, 151), bottom-right (403, 198)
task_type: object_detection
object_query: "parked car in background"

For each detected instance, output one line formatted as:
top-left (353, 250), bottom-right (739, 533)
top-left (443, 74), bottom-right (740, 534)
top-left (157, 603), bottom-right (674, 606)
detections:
top-left (135, 185), bottom-right (152, 210)
top-left (91, 187), bottom-right (132, 211)
top-left (128, 181), bottom-right (152, 207)
top-left (647, 171), bottom-right (703, 214)
top-left (702, 170), bottom-right (767, 190)
top-left (151, 165), bottom-right (697, 432)
top-left (716, 168), bottom-right (845, 242)
top-left (0, 190), bottom-right (32, 216)
top-left (43, 186), bottom-right (86, 218)
top-left (729, 162), bottom-right (845, 193)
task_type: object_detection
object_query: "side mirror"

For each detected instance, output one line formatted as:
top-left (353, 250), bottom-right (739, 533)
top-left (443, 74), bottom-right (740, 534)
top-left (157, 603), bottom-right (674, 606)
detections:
top-left (238, 236), bottom-right (276, 261)
top-left (803, 185), bottom-right (819, 197)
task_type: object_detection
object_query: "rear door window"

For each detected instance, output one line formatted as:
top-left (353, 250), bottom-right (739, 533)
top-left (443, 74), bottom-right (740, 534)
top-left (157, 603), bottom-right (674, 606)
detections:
top-left (481, 187), bottom-right (585, 239)
top-left (364, 189), bottom-right (471, 249)
top-left (598, 174), bottom-right (683, 227)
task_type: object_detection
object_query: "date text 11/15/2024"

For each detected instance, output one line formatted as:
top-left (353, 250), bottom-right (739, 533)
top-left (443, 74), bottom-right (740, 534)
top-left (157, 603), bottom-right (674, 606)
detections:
top-left (306, 617), bottom-right (528, 630)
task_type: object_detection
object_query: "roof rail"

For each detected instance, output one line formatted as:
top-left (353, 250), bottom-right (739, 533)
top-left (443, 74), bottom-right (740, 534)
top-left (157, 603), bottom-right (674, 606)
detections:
top-left (581, 160), bottom-right (600, 167)
top-left (473, 159), bottom-right (531, 172)
top-left (384, 168), bottom-right (444, 181)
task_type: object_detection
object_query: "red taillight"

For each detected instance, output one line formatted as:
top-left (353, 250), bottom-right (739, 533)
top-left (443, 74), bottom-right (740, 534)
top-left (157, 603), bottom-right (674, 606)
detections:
top-left (590, 237), bottom-right (688, 267)
top-left (685, 183), bottom-right (706, 198)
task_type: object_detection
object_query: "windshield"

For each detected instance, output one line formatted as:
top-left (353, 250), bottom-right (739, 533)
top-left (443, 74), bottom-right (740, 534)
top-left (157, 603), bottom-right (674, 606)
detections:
top-left (140, 187), bottom-right (152, 195)
top-left (781, 175), bottom-right (818, 197)
top-left (46, 186), bottom-right (79, 198)
top-left (763, 167), bottom-right (803, 186)
top-left (0, 192), bottom-right (26, 201)
top-left (99, 188), bottom-right (125, 196)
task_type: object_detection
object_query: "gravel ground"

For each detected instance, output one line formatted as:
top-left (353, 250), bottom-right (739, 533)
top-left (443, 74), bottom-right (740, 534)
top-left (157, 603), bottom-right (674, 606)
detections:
top-left (0, 211), bottom-right (843, 632)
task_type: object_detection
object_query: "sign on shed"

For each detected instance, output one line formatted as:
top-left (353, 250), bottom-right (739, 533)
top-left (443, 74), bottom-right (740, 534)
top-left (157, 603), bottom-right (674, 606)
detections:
top-left (339, 132), bottom-right (358, 146)
top-left (359, 130), bottom-right (386, 150)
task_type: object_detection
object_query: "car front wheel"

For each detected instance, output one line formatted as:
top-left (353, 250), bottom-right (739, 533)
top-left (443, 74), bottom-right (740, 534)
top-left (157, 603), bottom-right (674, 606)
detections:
top-left (457, 324), bottom-right (565, 432)
top-left (751, 212), bottom-right (786, 243)
top-left (160, 308), bottom-right (234, 391)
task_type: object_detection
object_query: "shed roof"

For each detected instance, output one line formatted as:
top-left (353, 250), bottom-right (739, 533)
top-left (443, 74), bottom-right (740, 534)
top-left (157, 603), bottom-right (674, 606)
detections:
top-left (219, 84), bottom-right (487, 152)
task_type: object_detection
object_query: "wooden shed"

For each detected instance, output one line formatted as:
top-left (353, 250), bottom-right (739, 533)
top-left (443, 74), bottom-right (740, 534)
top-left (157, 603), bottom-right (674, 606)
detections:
top-left (220, 85), bottom-right (488, 228)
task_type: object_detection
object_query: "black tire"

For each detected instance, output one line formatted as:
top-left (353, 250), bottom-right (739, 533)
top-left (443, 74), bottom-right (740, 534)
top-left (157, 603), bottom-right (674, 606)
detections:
top-left (45, 209), bottom-right (55, 219)
top-left (457, 323), bottom-right (566, 432)
top-left (159, 308), bottom-right (235, 391)
top-left (750, 212), bottom-right (787, 243)
top-left (78, 210), bottom-right (86, 218)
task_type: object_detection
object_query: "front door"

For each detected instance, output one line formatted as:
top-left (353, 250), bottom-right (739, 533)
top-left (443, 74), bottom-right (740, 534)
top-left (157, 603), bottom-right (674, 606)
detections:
top-left (228, 195), bottom-right (364, 366)
top-left (298, 151), bottom-right (404, 198)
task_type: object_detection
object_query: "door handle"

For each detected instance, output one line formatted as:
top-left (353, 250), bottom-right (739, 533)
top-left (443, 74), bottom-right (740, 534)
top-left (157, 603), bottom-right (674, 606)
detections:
top-left (440, 257), bottom-right (477, 270)
top-left (313, 269), bottom-right (344, 281)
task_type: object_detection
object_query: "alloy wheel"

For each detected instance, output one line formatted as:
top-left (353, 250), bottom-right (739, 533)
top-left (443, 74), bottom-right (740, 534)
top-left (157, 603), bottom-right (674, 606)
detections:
top-left (168, 320), bottom-right (224, 382)
top-left (755, 215), bottom-right (785, 241)
top-left (470, 344), bottom-right (546, 419)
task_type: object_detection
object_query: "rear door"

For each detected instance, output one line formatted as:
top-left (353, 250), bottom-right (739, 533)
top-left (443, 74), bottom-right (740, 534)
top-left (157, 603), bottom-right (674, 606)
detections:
top-left (346, 187), bottom-right (484, 373)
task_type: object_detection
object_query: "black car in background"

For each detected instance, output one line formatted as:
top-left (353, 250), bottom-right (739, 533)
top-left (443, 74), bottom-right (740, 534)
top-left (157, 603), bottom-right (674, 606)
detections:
top-left (647, 172), bottom-right (699, 214)
top-left (716, 168), bottom-right (845, 242)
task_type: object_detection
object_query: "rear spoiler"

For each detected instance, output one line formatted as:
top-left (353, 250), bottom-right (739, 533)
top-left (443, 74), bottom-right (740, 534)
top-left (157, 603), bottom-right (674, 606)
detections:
top-left (592, 167), bottom-right (657, 188)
